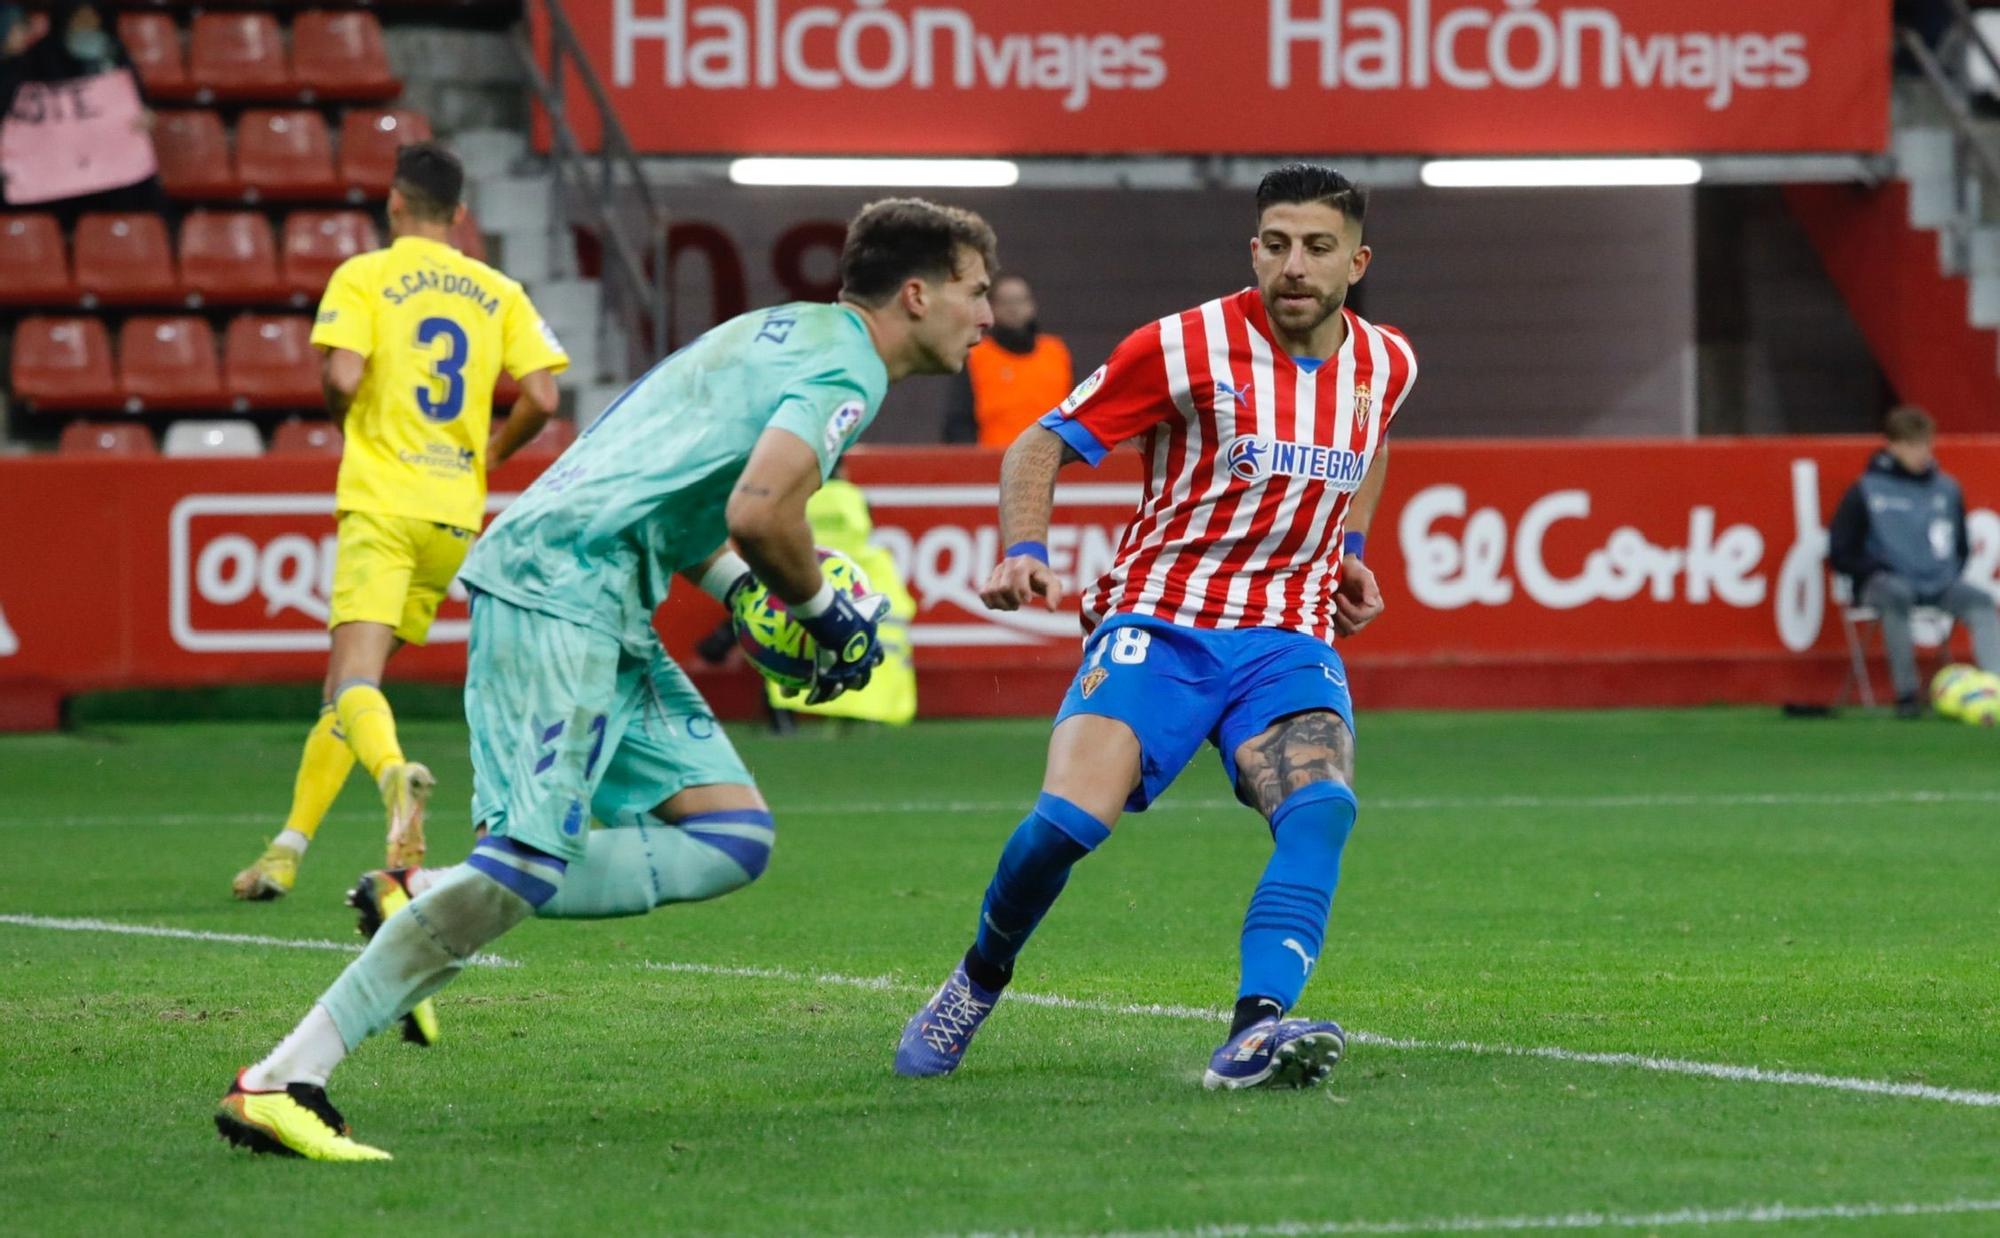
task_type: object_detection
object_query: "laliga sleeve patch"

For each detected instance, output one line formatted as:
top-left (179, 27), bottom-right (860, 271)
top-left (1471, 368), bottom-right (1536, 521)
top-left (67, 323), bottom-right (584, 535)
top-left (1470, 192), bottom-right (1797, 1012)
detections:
top-left (537, 317), bottom-right (567, 354)
top-left (824, 399), bottom-right (865, 456)
top-left (1058, 364), bottom-right (1107, 418)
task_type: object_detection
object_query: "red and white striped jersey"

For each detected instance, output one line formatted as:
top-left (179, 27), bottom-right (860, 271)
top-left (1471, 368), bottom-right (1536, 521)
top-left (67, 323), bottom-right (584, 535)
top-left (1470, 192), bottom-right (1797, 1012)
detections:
top-left (1040, 287), bottom-right (1416, 643)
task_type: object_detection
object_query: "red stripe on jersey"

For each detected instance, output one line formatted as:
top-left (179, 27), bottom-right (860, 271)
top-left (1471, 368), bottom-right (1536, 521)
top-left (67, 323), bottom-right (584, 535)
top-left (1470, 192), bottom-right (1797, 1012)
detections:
top-left (1079, 289), bottom-right (1419, 643)
top-left (1280, 313), bottom-right (1381, 634)
top-left (1105, 303), bottom-right (1213, 621)
top-left (1240, 313), bottom-right (1348, 629)
top-left (1152, 300), bottom-right (1259, 621)
top-left (1190, 319), bottom-right (1301, 627)
top-left (1086, 307), bottom-right (1202, 625)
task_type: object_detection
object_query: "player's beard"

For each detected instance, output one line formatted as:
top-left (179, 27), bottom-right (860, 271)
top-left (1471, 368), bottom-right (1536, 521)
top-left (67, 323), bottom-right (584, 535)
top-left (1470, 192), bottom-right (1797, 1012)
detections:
top-left (1261, 281), bottom-right (1344, 340)
top-left (1256, 278), bottom-right (1352, 342)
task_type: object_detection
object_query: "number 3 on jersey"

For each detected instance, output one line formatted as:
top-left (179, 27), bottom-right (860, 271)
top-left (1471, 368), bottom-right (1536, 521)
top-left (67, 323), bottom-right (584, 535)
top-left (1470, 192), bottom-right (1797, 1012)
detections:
top-left (415, 316), bottom-right (469, 422)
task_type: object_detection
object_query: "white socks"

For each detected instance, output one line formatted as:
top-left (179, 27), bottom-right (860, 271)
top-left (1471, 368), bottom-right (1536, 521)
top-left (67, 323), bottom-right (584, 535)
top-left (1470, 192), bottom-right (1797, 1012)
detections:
top-left (243, 1004), bottom-right (346, 1090)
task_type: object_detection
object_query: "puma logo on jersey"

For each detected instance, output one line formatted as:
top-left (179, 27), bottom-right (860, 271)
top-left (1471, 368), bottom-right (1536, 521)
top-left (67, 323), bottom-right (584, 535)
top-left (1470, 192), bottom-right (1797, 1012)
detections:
top-left (1215, 377), bottom-right (1253, 406)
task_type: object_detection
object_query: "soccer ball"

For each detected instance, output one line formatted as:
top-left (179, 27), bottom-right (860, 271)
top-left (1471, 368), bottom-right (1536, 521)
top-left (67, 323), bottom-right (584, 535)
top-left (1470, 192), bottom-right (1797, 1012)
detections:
top-left (1931, 664), bottom-right (1986, 720)
top-left (730, 549), bottom-right (873, 692)
top-left (1954, 672), bottom-right (2000, 727)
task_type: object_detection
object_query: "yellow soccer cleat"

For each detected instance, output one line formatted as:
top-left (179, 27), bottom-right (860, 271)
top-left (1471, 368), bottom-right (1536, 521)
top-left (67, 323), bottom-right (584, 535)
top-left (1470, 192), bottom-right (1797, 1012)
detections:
top-left (230, 841), bottom-right (301, 901)
top-left (346, 869), bottom-right (440, 1047)
top-left (215, 1071), bottom-right (391, 1162)
top-left (379, 761), bottom-right (435, 869)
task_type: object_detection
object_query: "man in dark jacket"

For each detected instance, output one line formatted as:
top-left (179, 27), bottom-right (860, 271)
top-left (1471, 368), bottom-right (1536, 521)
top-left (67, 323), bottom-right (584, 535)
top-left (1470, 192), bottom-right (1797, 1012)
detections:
top-left (1828, 406), bottom-right (2000, 717)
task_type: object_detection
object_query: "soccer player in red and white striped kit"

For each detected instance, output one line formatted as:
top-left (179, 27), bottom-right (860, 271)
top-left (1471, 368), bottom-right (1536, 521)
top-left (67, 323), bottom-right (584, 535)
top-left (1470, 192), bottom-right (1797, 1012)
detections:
top-left (896, 164), bottom-right (1417, 1089)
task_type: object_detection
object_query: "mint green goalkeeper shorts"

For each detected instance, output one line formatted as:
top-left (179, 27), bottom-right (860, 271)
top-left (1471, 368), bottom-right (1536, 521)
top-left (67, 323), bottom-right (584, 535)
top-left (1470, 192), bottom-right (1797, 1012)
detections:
top-left (463, 590), bottom-right (754, 863)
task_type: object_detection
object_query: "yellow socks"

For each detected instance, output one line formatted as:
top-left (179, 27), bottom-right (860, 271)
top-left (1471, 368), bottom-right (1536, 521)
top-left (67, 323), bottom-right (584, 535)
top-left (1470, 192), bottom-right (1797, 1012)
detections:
top-left (279, 706), bottom-right (358, 844)
top-left (334, 681), bottom-right (405, 783)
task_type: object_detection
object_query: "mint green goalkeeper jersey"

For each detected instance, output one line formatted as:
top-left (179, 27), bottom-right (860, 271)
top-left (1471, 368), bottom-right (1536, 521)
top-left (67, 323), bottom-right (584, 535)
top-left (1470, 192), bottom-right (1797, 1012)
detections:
top-left (458, 301), bottom-right (890, 654)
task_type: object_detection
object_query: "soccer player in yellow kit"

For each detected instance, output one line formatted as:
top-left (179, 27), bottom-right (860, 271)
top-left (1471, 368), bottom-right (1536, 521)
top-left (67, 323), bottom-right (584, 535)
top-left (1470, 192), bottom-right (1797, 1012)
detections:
top-left (232, 142), bottom-right (568, 930)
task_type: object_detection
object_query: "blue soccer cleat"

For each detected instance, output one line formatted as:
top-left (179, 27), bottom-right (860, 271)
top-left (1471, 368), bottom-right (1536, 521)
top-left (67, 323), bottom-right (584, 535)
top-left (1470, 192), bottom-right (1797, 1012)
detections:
top-left (1202, 1017), bottom-right (1346, 1090)
top-left (894, 962), bottom-right (1001, 1078)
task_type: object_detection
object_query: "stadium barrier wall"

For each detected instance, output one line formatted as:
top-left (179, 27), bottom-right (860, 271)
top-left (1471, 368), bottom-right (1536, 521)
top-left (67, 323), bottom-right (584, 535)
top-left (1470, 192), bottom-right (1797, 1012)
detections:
top-left (3, 437), bottom-right (1998, 730)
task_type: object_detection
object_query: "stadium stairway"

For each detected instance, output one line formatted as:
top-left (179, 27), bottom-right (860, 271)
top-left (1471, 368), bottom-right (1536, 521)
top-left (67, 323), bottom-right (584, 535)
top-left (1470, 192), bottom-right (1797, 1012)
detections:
top-left (1784, 78), bottom-right (2000, 432)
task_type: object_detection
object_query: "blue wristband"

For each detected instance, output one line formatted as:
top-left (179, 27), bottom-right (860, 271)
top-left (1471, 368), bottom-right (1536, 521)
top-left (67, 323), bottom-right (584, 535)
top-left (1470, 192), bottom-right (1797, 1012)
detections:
top-left (1343, 532), bottom-right (1366, 558)
top-left (1006, 540), bottom-right (1050, 565)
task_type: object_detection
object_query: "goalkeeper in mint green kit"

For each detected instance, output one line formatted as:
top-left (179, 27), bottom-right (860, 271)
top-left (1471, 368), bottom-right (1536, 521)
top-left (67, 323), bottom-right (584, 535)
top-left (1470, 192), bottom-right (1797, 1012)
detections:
top-left (216, 198), bottom-right (998, 1162)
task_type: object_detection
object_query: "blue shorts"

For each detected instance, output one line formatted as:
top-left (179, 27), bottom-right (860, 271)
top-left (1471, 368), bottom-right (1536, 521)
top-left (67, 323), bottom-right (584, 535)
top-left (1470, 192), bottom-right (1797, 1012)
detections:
top-left (1053, 614), bottom-right (1355, 813)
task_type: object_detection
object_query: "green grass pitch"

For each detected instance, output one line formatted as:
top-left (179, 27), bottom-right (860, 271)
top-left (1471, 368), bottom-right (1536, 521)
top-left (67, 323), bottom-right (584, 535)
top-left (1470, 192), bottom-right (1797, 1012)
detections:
top-left (3, 708), bottom-right (1999, 1235)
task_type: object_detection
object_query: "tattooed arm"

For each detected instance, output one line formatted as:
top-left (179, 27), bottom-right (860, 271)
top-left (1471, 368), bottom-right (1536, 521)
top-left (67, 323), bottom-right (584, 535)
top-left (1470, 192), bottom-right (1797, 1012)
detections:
top-left (980, 424), bottom-right (1080, 611)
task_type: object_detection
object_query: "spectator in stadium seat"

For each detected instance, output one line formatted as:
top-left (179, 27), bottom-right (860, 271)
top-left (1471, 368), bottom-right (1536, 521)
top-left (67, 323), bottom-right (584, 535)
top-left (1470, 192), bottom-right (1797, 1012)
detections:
top-left (1828, 405), bottom-right (2000, 717)
top-left (0, 1), bottom-right (167, 224)
top-left (942, 272), bottom-right (1072, 449)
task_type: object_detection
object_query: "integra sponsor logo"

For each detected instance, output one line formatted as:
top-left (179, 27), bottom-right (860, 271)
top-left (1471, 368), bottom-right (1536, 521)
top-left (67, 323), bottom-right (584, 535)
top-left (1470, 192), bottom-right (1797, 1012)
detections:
top-left (1224, 435), bottom-right (1367, 490)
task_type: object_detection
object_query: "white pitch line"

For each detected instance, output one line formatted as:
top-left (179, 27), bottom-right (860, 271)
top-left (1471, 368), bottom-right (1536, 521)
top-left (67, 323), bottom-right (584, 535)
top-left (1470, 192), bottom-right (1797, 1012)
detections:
top-left (9, 787), bottom-right (2000, 829)
top-left (0, 914), bottom-right (517, 967)
top-left (8, 917), bottom-right (1997, 1110)
top-left (641, 960), bottom-right (2000, 1109)
top-left (980, 1196), bottom-right (2000, 1237)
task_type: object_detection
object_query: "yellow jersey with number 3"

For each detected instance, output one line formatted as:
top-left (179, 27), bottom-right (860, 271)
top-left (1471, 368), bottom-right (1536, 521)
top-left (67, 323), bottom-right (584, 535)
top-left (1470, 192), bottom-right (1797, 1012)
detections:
top-left (311, 235), bottom-right (569, 531)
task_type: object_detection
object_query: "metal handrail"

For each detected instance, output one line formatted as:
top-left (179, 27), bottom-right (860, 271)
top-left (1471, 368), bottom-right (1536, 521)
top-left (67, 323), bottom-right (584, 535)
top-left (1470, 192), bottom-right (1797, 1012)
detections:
top-left (1901, 30), bottom-right (2000, 196)
top-left (1947, 0), bottom-right (2000, 98)
top-left (513, 0), bottom-right (669, 382)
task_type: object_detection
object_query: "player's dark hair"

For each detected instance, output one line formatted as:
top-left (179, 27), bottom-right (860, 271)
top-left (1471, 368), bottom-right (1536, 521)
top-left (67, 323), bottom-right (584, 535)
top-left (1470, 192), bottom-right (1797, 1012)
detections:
top-left (839, 198), bottom-right (998, 306)
top-left (1256, 164), bottom-right (1368, 232)
top-left (1885, 405), bottom-right (1935, 443)
top-left (392, 141), bottom-right (464, 224)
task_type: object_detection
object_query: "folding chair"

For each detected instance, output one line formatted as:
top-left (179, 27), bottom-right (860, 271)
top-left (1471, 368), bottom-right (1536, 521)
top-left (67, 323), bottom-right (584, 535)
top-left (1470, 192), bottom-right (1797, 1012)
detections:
top-left (1832, 573), bottom-right (1955, 707)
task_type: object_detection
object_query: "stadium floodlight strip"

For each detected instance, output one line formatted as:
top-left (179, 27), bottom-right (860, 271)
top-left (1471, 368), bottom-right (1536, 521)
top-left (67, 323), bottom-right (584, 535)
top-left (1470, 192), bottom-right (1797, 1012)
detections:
top-left (728, 158), bottom-right (1019, 187)
top-left (1419, 158), bottom-right (1704, 188)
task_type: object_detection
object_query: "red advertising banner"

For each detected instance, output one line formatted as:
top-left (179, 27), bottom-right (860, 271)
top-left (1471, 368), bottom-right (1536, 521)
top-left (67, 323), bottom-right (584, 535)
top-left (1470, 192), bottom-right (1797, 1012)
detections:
top-left (2, 437), bottom-right (1995, 730)
top-left (534, 0), bottom-right (1889, 156)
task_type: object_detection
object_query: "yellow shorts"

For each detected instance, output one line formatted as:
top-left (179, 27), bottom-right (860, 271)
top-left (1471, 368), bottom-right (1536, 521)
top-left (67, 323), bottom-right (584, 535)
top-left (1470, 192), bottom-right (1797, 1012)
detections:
top-left (328, 511), bottom-right (475, 645)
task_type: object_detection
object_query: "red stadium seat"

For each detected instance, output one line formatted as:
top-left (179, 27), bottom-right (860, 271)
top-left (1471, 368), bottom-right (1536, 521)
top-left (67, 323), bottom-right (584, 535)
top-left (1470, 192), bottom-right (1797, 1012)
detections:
top-left (73, 213), bottom-right (179, 307)
top-left (119, 315), bottom-right (225, 412)
top-left (281, 210), bottom-right (379, 298)
top-left (224, 315), bottom-right (322, 410)
top-left (292, 11), bottom-right (400, 102)
top-left (154, 110), bottom-right (240, 200)
top-left (59, 421), bottom-right (158, 457)
top-left (11, 316), bottom-right (120, 412)
top-left (118, 12), bottom-right (192, 102)
top-left (187, 12), bottom-right (292, 103)
top-left (238, 109), bottom-right (340, 201)
top-left (270, 417), bottom-right (344, 456)
top-left (0, 214), bottom-right (74, 306)
top-left (448, 207), bottom-right (488, 262)
top-left (178, 211), bottom-right (284, 305)
top-left (338, 108), bottom-right (432, 198)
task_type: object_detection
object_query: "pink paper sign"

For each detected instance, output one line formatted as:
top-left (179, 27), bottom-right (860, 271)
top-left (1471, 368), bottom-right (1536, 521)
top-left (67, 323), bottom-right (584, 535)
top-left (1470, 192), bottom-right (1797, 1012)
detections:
top-left (1, 68), bottom-right (159, 205)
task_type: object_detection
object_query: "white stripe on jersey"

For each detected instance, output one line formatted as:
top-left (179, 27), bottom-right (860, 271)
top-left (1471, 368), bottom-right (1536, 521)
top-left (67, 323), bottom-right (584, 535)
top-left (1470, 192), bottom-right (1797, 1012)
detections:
top-left (1246, 353), bottom-right (1321, 625)
top-left (1294, 318), bottom-right (1387, 634)
top-left (1132, 298), bottom-right (1228, 618)
top-left (1080, 289), bottom-right (1416, 643)
top-left (1168, 306), bottom-right (1280, 624)
top-left (1084, 308), bottom-right (1195, 628)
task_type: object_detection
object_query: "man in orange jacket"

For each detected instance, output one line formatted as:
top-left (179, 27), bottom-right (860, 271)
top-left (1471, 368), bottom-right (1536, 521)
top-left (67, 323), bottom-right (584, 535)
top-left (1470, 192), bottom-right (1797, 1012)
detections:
top-left (943, 272), bottom-right (1072, 448)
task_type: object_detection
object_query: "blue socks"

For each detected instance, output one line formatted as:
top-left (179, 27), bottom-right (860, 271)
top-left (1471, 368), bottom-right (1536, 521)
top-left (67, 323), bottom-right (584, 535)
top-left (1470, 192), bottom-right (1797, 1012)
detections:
top-left (1237, 782), bottom-right (1357, 1016)
top-left (966, 792), bottom-right (1111, 990)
